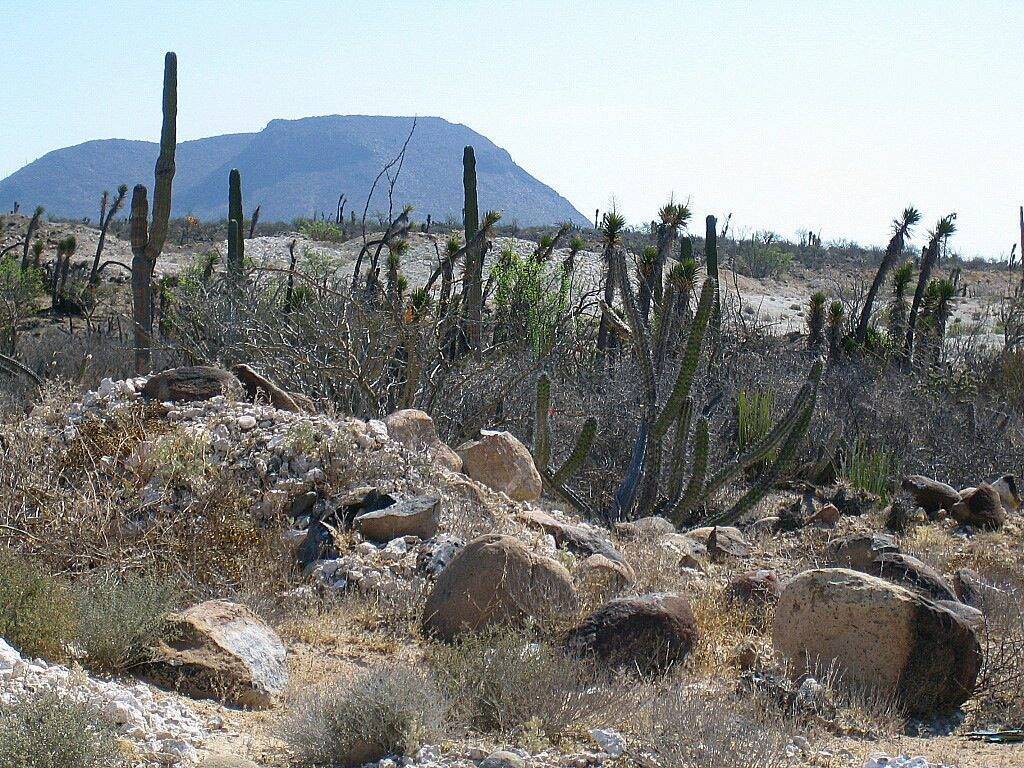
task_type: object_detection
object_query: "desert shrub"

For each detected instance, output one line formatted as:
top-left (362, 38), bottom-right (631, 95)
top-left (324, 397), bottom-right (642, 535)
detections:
top-left (0, 548), bottom-right (76, 660)
top-left (737, 388), bottom-right (775, 469)
top-left (0, 691), bottom-right (126, 768)
top-left (974, 581), bottom-right (1024, 724)
top-left (282, 663), bottom-right (445, 767)
top-left (0, 257), bottom-right (45, 354)
top-left (735, 241), bottom-right (793, 279)
top-left (74, 570), bottom-right (178, 674)
top-left (299, 219), bottom-right (344, 242)
top-left (426, 625), bottom-right (629, 740)
top-left (633, 684), bottom-right (789, 768)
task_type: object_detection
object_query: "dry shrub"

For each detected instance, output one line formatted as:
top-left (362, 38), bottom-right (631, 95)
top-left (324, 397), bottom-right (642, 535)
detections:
top-left (0, 691), bottom-right (127, 768)
top-left (426, 624), bottom-right (631, 741)
top-left (632, 683), bottom-right (789, 768)
top-left (687, 579), bottom-right (765, 676)
top-left (0, 548), bottom-right (76, 660)
top-left (973, 581), bottom-right (1024, 724)
top-left (74, 569), bottom-right (178, 674)
top-left (281, 662), bottom-right (445, 768)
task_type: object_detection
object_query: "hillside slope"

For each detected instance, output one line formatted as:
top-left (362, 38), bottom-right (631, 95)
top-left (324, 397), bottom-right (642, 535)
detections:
top-left (0, 115), bottom-right (587, 226)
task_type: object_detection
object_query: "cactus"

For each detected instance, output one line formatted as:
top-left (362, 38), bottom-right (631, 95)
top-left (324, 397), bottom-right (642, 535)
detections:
top-left (531, 373), bottom-right (598, 513)
top-left (807, 291), bottom-right (826, 348)
top-left (20, 205), bottom-right (44, 272)
top-left (131, 52), bottom-right (177, 373)
top-left (461, 146), bottom-right (482, 352)
top-left (667, 417), bottom-right (708, 525)
top-left (227, 168), bottom-right (244, 279)
top-left (705, 215), bottom-right (721, 343)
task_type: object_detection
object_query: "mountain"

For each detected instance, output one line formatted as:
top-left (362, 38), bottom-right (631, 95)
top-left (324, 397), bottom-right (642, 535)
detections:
top-left (0, 116), bottom-right (588, 227)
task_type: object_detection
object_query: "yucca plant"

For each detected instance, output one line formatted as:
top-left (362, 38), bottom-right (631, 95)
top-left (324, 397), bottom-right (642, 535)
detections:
top-left (806, 291), bottom-right (826, 348)
top-left (886, 261), bottom-right (915, 346)
top-left (596, 207), bottom-right (626, 353)
top-left (856, 206), bottom-right (921, 344)
top-left (906, 213), bottom-right (956, 360)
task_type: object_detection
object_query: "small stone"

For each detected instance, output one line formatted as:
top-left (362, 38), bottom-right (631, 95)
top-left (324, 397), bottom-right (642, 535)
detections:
top-left (481, 751), bottom-right (526, 768)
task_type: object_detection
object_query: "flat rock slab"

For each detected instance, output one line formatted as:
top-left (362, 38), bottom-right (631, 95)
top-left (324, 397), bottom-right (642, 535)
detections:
top-left (147, 599), bottom-right (287, 709)
top-left (518, 510), bottom-right (626, 563)
top-left (355, 495), bottom-right (440, 542)
top-left (902, 475), bottom-right (961, 514)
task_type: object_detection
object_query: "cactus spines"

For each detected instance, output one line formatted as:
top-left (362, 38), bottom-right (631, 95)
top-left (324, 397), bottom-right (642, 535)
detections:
top-left (131, 52), bottom-right (177, 373)
top-left (228, 168), bottom-right (244, 279)
top-left (668, 416), bottom-right (708, 525)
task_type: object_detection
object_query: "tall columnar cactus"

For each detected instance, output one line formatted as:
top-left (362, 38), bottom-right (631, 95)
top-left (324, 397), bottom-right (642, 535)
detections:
top-left (461, 146), bottom-right (482, 352)
top-left (705, 215), bottom-right (721, 343)
top-left (131, 52), bottom-right (177, 374)
top-left (20, 205), bottom-right (44, 272)
top-left (227, 168), bottom-right (244, 279)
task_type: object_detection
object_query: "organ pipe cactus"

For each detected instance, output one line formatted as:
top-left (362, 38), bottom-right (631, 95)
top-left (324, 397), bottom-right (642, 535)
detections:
top-left (130, 52), bottom-right (177, 373)
top-left (227, 169), bottom-right (244, 280)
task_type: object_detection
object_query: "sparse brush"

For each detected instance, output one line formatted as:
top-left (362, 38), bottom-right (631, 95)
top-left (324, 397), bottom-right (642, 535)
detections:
top-left (281, 663), bottom-right (445, 768)
top-left (74, 569), bottom-right (178, 674)
top-left (0, 548), bottom-right (77, 661)
top-left (842, 438), bottom-right (896, 499)
top-left (0, 691), bottom-right (127, 768)
top-left (426, 625), bottom-right (630, 740)
top-left (827, 301), bottom-right (844, 359)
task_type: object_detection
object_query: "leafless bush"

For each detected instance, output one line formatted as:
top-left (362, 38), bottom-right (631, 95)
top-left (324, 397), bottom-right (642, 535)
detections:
top-left (974, 581), bottom-right (1024, 724)
top-left (632, 683), bottom-right (789, 768)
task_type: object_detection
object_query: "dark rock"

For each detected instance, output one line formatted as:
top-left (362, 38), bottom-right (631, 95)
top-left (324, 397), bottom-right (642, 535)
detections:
top-left (726, 569), bottom-right (783, 607)
top-left (566, 593), bottom-right (698, 675)
top-left (951, 567), bottom-right (1004, 610)
top-left (230, 363), bottom-right (303, 411)
top-left (354, 495), bottom-right (440, 542)
top-left (829, 483), bottom-right (879, 516)
top-left (416, 535), bottom-right (464, 577)
top-left (869, 552), bottom-right (959, 603)
top-left (518, 510), bottom-right (626, 563)
top-left (901, 475), bottom-right (961, 515)
top-left (289, 491), bottom-right (318, 519)
top-left (295, 521), bottom-right (337, 571)
top-left (142, 366), bottom-right (242, 403)
top-left (706, 526), bottom-right (751, 560)
top-left (951, 484), bottom-right (1005, 531)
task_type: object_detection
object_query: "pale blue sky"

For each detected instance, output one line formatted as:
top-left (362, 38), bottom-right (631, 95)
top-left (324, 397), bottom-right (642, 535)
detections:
top-left (1, 1), bottom-right (1021, 256)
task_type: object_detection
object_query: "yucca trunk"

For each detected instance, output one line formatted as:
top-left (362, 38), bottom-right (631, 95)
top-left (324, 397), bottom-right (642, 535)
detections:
top-left (857, 227), bottom-right (905, 343)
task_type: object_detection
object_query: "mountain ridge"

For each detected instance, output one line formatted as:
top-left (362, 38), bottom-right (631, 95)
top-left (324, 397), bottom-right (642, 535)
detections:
top-left (0, 115), bottom-right (587, 226)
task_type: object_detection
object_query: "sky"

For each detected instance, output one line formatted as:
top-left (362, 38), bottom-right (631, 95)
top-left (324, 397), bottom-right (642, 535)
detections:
top-left (1, 0), bottom-right (1021, 258)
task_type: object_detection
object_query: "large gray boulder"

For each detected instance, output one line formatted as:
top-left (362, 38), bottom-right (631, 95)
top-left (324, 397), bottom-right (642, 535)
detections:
top-left (772, 568), bottom-right (981, 716)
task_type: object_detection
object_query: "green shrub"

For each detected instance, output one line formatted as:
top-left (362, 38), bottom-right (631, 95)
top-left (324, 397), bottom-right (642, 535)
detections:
top-left (426, 625), bottom-right (628, 740)
top-left (0, 548), bottom-right (76, 660)
top-left (75, 570), bottom-right (178, 674)
top-left (0, 691), bottom-right (126, 768)
top-left (282, 663), bottom-right (445, 767)
top-left (299, 220), bottom-right (345, 242)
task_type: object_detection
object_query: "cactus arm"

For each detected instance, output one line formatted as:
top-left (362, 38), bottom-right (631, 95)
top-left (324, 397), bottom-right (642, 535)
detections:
top-left (666, 397), bottom-right (694, 500)
top-left (143, 52), bottom-right (177, 264)
top-left (539, 465), bottom-right (594, 518)
top-left (613, 420), bottom-right (649, 519)
top-left (701, 359), bottom-right (823, 501)
top-left (614, 248), bottom-right (657, 406)
top-left (534, 373), bottom-right (552, 470)
top-left (705, 215), bottom-right (720, 343)
top-left (652, 278), bottom-right (677, 374)
top-left (703, 373), bottom-right (821, 527)
top-left (652, 278), bottom-right (716, 438)
top-left (553, 417), bottom-right (597, 485)
top-left (668, 417), bottom-right (709, 526)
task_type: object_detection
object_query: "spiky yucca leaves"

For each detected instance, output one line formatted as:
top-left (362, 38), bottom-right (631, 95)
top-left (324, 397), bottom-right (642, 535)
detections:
top-left (827, 301), bottom-right (845, 361)
top-left (887, 261), bottom-right (915, 345)
top-left (637, 245), bottom-right (659, 324)
top-left (807, 291), bottom-right (826, 348)
top-left (856, 206), bottom-right (921, 344)
top-left (906, 213), bottom-right (956, 360)
top-left (597, 208), bottom-right (626, 352)
top-left (563, 234), bottom-right (585, 276)
top-left (30, 239), bottom-right (44, 268)
top-left (647, 199), bottom-right (692, 317)
top-left (920, 277), bottom-right (957, 363)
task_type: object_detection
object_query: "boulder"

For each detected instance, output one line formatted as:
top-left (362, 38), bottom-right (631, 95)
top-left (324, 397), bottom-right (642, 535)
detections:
top-left (422, 534), bottom-right (576, 640)
top-left (951, 484), bottom-right (1005, 530)
top-left (143, 366), bottom-right (242, 403)
top-left (577, 553), bottom-right (637, 591)
top-left (566, 593), bottom-right (698, 675)
top-left (354, 495), bottom-right (440, 542)
top-left (518, 510), bottom-right (626, 563)
top-left (991, 473), bottom-right (1021, 512)
top-left (726, 569), bottom-right (783, 607)
top-left (951, 567), bottom-right (1003, 610)
top-left (867, 552), bottom-right (959, 602)
top-left (383, 409), bottom-right (462, 472)
top-left (147, 600), bottom-right (287, 708)
top-left (614, 516), bottom-right (675, 539)
top-left (829, 532), bottom-right (900, 571)
top-left (230, 363), bottom-right (302, 411)
top-left (659, 533), bottom-right (707, 570)
top-left (901, 475), bottom-right (961, 515)
top-left (772, 568), bottom-right (981, 716)
top-left (295, 520), bottom-right (338, 571)
top-left (415, 534), bottom-right (464, 577)
top-left (456, 430), bottom-right (543, 502)
top-left (687, 525), bottom-right (750, 559)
